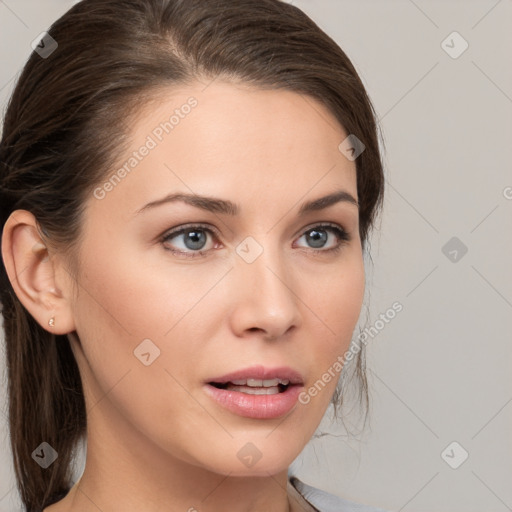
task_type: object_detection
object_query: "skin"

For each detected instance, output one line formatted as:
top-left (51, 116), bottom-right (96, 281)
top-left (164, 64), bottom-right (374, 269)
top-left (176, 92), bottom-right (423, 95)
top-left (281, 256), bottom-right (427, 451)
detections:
top-left (2, 79), bottom-right (365, 512)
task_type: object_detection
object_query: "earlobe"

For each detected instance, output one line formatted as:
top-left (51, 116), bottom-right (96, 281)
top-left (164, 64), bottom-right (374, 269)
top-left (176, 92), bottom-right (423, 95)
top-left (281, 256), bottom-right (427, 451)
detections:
top-left (1, 209), bottom-right (76, 335)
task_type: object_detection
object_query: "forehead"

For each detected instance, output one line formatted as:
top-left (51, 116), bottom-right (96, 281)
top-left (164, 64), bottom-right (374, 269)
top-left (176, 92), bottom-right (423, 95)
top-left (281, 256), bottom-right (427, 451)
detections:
top-left (132, 79), bottom-right (350, 156)
top-left (90, 80), bottom-right (357, 217)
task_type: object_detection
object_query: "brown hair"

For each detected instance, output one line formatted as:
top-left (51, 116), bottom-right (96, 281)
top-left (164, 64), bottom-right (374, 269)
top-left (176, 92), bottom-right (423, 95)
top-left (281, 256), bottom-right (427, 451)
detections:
top-left (0, 0), bottom-right (384, 510)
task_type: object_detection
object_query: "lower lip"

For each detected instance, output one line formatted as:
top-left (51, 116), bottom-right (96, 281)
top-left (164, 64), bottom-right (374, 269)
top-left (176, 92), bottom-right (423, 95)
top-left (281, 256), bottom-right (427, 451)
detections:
top-left (204, 383), bottom-right (303, 419)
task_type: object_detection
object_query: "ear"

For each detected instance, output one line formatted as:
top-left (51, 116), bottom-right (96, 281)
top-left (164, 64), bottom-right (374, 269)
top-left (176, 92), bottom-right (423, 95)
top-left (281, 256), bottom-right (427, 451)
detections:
top-left (1, 210), bottom-right (76, 335)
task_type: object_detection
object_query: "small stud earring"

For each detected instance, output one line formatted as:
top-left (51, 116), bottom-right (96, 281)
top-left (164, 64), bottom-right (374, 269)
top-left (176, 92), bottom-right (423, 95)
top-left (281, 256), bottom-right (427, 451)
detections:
top-left (48, 317), bottom-right (55, 327)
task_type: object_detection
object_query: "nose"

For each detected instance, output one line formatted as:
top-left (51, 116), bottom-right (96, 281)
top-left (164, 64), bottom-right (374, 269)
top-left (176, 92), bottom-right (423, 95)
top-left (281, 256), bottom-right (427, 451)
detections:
top-left (228, 244), bottom-right (302, 341)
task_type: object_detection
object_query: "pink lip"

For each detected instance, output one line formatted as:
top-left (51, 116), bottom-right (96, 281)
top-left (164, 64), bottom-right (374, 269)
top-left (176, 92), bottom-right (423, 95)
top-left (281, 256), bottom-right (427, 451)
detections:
top-left (204, 365), bottom-right (305, 420)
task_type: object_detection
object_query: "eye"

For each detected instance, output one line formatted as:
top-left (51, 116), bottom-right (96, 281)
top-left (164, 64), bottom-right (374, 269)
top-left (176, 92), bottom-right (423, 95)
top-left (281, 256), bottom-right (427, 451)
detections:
top-left (161, 224), bottom-right (217, 258)
top-left (294, 223), bottom-right (350, 253)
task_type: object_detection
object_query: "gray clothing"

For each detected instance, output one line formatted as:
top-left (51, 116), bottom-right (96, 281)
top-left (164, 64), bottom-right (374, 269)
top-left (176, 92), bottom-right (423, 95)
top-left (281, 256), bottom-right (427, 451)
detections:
top-left (289, 476), bottom-right (389, 512)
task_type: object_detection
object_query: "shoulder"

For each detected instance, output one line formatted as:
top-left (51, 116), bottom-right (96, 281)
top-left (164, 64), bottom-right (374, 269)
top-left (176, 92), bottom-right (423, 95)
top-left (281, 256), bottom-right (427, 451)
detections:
top-left (289, 475), bottom-right (390, 512)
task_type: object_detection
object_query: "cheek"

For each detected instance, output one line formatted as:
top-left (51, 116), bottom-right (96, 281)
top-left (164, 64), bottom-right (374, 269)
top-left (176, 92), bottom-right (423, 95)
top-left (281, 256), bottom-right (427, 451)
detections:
top-left (300, 255), bottom-right (365, 402)
top-left (69, 243), bottom-right (230, 408)
top-left (73, 240), bottom-right (228, 342)
top-left (308, 256), bottom-right (365, 346)
top-left (69, 253), bottom-right (221, 457)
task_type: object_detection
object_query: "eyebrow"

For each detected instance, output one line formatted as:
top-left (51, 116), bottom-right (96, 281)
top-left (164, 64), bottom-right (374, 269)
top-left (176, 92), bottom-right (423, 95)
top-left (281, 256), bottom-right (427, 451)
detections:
top-left (135, 189), bottom-right (358, 216)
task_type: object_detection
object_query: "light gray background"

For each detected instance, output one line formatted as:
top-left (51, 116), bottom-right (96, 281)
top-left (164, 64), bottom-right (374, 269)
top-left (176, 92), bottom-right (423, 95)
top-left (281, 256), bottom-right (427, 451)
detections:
top-left (1, 1), bottom-right (511, 511)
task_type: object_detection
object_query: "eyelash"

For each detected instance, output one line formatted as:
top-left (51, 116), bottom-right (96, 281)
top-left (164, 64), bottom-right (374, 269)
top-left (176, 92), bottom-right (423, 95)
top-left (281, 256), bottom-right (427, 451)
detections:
top-left (160, 222), bottom-right (351, 259)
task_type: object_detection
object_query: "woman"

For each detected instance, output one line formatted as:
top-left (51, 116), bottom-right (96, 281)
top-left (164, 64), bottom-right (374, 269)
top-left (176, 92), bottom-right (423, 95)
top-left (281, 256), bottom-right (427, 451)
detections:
top-left (0, 0), bottom-right (386, 510)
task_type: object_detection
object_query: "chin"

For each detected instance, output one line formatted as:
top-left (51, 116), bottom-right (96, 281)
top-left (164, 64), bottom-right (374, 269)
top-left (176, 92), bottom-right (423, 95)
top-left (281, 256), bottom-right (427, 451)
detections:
top-left (206, 459), bottom-right (292, 478)
top-left (189, 436), bottom-right (305, 478)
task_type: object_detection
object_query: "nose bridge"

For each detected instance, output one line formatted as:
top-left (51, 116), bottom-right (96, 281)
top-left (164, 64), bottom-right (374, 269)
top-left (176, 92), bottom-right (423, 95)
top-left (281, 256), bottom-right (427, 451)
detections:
top-left (231, 235), bottom-right (301, 337)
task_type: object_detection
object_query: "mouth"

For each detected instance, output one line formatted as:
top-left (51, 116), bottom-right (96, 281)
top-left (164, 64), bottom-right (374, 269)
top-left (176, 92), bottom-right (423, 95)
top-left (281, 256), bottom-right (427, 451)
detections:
top-left (204, 365), bottom-right (305, 419)
top-left (208, 378), bottom-right (291, 395)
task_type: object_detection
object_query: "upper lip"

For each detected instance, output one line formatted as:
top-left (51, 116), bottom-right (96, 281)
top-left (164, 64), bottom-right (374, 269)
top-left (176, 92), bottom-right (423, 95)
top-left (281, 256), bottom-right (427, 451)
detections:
top-left (206, 365), bottom-right (304, 385)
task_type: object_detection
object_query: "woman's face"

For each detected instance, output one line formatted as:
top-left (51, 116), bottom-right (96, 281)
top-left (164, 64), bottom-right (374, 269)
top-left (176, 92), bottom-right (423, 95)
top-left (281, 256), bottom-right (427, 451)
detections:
top-left (63, 80), bottom-right (365, 477)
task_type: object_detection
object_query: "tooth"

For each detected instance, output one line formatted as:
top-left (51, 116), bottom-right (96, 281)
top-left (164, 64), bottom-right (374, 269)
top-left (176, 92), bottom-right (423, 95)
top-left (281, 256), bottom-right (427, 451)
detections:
top-left (223, 378), bottom-right (291, 388)
top-left (231, 386), bottom-right (280, 395)
top-left (248, 387), bottom-right (279, 395)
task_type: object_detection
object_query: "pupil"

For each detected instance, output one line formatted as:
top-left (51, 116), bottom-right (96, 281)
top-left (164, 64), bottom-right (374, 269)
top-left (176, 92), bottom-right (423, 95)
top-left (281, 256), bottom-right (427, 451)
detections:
top-left (185, 230), bottom-right (206, 250)
top-left (307, 229), bottom-right (327, 248)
